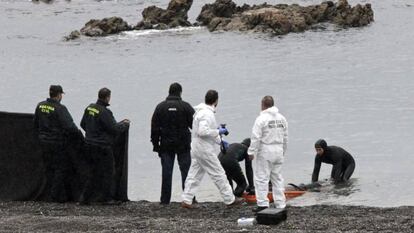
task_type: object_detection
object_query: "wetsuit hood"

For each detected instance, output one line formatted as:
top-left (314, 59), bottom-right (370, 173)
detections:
top-left (241, 138), bottom-right (251, 147)
top-left (315, 139), bottom-right (327, 149)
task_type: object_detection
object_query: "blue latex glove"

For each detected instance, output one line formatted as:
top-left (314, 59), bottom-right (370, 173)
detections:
top-left (218, 126), bottom-right (228, 135)
top-left (222, 140), bottom-right (229, 150)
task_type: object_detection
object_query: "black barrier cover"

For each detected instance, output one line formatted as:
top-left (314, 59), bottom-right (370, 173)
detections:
top-left (0, 111), bottom-right (128, 202)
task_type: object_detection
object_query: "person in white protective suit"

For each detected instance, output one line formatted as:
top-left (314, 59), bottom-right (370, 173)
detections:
top-left (248, 95), bottom-right (288, 212)
top-left (181, 90), bottom-right (244, 208)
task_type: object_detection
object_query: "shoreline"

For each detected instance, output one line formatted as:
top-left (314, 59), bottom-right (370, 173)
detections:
top-left (0, 201), bottom-right (413, 232)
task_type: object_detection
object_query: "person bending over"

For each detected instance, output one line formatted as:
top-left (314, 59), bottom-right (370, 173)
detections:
top-left (218, 138), bottom-right (254, 197)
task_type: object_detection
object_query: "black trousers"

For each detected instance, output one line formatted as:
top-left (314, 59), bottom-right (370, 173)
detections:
top-left (80, 143), bottom-right (115, 203)
top-left (159, 151), bottom-right (191, 204)
top-left (341, 162), bottom-right (356, 181)
top-left (331, 161), bottom-right (356, 182)
top-left (40, 141), bottom-right (71, 202)
top-left (219, 157), bottom-right (247, 197)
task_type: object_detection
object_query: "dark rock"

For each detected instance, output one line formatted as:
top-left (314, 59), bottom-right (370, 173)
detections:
top-left (80, 17), bottom-right (132, 37)
top-left (197, 0), bottom-right (374, 35)
top-left (332, 0), bottom-right (374, 27)
top-left (197, 0), bottom-right (237, 25)
top-left (64, 30), bottom-right (81, 41)
top-left (135, 0), bottom-right (193, 30)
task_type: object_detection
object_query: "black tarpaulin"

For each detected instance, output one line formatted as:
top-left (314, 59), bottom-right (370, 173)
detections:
top-left (0, 111), bottom-right (129, 202)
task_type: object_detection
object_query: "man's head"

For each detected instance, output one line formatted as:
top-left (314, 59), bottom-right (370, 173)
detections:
top-left (205, 90), bottom-right (218, 107)
top-left (169, 82), bottom-right (182, 97)
top-left (49, 85), bottom-right (64, 101)
top-left (314, 139), bottom-right (327, 155)
top-left (241, 138), bottom-right (251, 147)
top-left (261, 95), bottom-right (274, 111)
top-left (98, 87), bottom-right (111, 104)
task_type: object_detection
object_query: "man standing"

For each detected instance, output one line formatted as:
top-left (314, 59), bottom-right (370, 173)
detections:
top-left (181, 90), bottom-right (244, 208)
top-left (34, 85), bottom-right (81, 202)
top-left (79, 87), bottom-right (130, 205)
top-left (312, 139), bottom-right (356, 184)
top-left (151, 83), bottom-right (195, 205)
top-left (218, 138), bottom-right (254, 197)
top-left (248, 96), bottom-right (288, 212)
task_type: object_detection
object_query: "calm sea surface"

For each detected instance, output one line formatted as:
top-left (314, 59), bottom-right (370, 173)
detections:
top-left (1, 0), bottom-right (413, 207)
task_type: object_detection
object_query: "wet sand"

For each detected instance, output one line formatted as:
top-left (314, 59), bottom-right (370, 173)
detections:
top-left (0, 201), bottom-right (413, 232)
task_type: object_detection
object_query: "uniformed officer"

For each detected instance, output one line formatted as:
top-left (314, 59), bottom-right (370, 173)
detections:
top-left (34, 85), bottom-right (82, 202)
top-left (79, 87), bottom-right (130, 205)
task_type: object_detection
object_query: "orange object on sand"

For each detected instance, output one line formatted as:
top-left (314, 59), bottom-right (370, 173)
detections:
top-left (242, 190), bottom-right (306, 204)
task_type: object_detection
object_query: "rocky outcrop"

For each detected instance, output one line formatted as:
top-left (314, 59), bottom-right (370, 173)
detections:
top-left (197, 0), bottom-right (374, 34)
top-left (64, 0), bottom-right (374, 40)
top-left (332, 0), bottom-right (374, 27)
top-left (64, 30), bottom-right (81, 41)
top-left (135, 0), bottom-right (193, 30)
top-left (79, 17), bottom-right (132, 37)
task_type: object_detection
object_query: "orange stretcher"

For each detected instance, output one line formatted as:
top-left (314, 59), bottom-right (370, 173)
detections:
top-left (242, 190), bottom-right (306, 204)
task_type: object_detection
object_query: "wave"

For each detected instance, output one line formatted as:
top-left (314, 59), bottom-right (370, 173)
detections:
top-left (116, 26), bottom-right (204, 39)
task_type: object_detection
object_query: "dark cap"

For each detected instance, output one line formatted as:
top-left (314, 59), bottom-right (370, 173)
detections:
top-left (49, 85), bottom-right (64, 97)
top-left (314, 139), bottom-right (327, 149)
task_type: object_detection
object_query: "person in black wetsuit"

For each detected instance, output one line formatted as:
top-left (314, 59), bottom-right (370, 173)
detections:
top-left (312, 139), bottom-right (356, 183)
top-left (218, 138), bottom-right (254, 197)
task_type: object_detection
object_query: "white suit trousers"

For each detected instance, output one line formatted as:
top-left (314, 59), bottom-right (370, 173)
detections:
top-left (182, 151), bottom-right (235, 205)
top-left (255, 154), bottom-right (286, 208)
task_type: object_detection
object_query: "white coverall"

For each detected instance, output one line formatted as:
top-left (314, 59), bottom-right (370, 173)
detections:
top-left (248, 106), bottom-right (288, 208)
top-left (181, 103), bottom-right (235, 205)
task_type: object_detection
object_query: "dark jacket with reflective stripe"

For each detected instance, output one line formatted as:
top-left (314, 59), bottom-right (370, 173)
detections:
top-left (80, 100), bottom-right (129, 146)
top-left (151, 95), bottom-right (195, 153)
top-left (34, 98), bottom-right (79, 143)
top-left (312, 146), bottom-right (355, 182)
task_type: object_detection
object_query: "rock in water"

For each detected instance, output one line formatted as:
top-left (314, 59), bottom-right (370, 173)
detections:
top-left (135, 0), bottom-right (193, 30)
top-left (80, 17), bottom-right (131, 37)
top-left (63, 30), bottom-right (81, 41)
top-left (196, 0), bottom-right (374, 35)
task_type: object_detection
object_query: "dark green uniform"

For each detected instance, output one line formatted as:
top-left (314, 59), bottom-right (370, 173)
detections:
top-left (79, 99), bottom-right (129, 203)
top-left (34, 98), bottom-right (81, 202)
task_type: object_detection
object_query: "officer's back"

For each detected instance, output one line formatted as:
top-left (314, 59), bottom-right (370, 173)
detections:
top-left (151, 87), bottom-right (194, 153)
top-left (34, 85), bottom-right (78, 143)
top-left (81, 91), bottom-right (128, 146)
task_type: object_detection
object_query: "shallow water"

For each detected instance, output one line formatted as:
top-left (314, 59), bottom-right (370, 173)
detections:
top-left (0, 0), bottom-right (413, 207)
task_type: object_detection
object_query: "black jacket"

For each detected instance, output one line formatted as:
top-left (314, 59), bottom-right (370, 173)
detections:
top-left (34, 98), bottom-right (79, 143)
top-left (80, 100), bottom-right (129, 146)
top-left (151, 95), bottom-right (194, 153)
top-left (312, 146), bottom-right (355, 182)
top-left (218, 143), bottom-right (254, 188)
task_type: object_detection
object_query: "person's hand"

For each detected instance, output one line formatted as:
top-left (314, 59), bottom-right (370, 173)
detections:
top-left (122, 119), bottom-right (131, 124)
top-left (218, 126), bottom-right (228, 135)
top-left (153, 144), bottom-right (160, 153)
top-left (248, 154), bottom-right (254, 161)
top-left (246, 185), bottom-right (255, 195)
